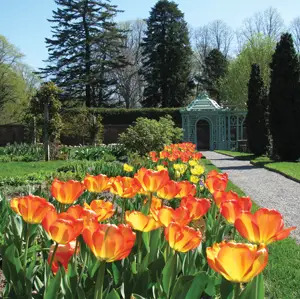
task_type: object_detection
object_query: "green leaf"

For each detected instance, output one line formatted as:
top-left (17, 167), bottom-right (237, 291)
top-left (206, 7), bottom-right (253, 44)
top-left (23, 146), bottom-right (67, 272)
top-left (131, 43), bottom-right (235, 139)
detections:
top-left (162, 254), bottom-right (177, 297)
top-left (142, 232), bottom-right (150, 252)
top-left (170, 275), bottom-right (194, 299)
top-left (130, 294), bottom-right (147, 299)
top-left (44, 269), bottom-right (62, 299)
top-left (240, 274), bottom-right (265, 299)
top-left (185, 272), bottom-right (208, 299)
top-left (220, 277), bottom-right (234, 299)
top-left (106, 288), bottom-right (120, 299)
top-left (112, 262), bottom-right (121, 284)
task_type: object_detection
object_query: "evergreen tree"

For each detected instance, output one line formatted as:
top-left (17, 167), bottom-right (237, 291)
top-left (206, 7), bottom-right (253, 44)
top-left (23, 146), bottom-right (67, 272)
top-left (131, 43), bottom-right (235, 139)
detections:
top-left (199, 49), bottom-right (228, 102)
top-left (269, 33), bottom-right (300, 161)
top-left (246, 64), bottom-right (268, 155)
top-left (41, 0), bottom-right (125, 107)
top-left (141, 0), bottom-right (193, 107)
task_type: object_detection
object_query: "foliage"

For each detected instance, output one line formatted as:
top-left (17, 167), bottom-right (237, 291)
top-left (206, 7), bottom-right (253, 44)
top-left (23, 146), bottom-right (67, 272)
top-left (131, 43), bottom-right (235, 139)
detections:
top-left (40, 0), bottom-right (126, 107)
top-left (62, 107), bottom-right (182, 125)
top-left (246, 64), bottom-right (269, 155)
top-left (28, 82), bottom-right (62, 147)
top-left (61, 109), bottom-right (103, 145)
top-left (269, 33), bottom-right (300, 161)
top-left (197, 49), bottom-right (228, 103)
top-left (141, 0), bottom-right (193, 107)
top-left (219, 34), bottom-right (276, 108)
top-left (119, 115), bottom-right (183, 155)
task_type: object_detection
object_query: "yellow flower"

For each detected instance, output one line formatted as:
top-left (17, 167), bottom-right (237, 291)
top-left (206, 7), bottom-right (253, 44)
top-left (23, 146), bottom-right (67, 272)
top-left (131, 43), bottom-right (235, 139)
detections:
top-left (191, 164), bottom-right (205, 176)
top-left (123, 163), bottom-right (134, 172)
top-left (173, 163), bottom-right (188, 174)
top-left (188, 160), bottom-right (198, 167)
top-left (157, 165), bottom-right (167, 171)
top-left (190, 175), bottom-right (200, 184)
top-left (175, 170), bottom-right (181, 178)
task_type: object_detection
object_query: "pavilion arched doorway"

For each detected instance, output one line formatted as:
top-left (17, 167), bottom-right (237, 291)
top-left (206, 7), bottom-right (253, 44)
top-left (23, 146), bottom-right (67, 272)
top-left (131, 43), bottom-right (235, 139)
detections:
top-left (197, 119), bottom-right (210, 150)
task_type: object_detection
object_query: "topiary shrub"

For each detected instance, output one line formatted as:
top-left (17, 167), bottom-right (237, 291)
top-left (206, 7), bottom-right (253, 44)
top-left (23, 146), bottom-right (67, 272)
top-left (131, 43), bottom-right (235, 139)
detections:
top-left (119, 115), bottom-right (183, 156)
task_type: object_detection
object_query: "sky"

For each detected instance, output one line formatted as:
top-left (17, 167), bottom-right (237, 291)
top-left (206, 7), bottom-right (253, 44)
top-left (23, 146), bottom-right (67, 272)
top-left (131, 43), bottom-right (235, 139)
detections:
top-left (1, 0), bottom-right (300, 70)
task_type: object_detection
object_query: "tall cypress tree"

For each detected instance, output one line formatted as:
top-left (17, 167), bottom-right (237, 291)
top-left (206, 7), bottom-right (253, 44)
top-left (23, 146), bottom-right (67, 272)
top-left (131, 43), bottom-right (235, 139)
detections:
top-left (269, 33), bottom-right (300, 161)
top-left (141, 0), bottom-right (193, 108)
top-left (246, 64), bottom-right (268, 155)
top-left (41, 0), bottom-right (125, 107)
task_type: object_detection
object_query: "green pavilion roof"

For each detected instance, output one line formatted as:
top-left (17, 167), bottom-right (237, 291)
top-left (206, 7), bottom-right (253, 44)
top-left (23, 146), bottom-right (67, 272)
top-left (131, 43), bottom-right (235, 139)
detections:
top-left (182, 92), bottom-right (223, 112)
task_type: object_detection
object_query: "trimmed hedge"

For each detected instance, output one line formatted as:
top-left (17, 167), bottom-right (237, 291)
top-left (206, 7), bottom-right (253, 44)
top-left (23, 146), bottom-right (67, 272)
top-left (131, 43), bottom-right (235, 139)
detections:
top-left (61, 108), bottom-right (182, 125)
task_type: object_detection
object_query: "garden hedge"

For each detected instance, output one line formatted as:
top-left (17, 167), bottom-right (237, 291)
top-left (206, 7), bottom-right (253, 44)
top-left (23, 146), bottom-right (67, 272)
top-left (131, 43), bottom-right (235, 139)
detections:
top-left (61, 107), bottom-right (182, 125)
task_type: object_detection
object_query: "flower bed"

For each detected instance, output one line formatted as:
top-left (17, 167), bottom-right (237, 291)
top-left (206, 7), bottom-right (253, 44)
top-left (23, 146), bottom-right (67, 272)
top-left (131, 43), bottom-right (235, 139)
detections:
top-left (1, 143), bottom-right (295, 298)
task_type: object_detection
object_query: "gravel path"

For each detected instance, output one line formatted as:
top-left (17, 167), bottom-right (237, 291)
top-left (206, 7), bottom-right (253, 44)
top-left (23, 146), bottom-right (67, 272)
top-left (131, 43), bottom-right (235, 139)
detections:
top-left (202, 151), bottom-right (300, 243)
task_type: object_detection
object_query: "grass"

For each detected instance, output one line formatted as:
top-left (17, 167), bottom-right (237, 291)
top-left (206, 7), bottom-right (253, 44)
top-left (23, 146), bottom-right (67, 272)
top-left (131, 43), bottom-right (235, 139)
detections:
top-left (0, 160), bottom-right (70, 178)
top-left (215, 150), bottom-right (300, 182)
top-left (202, 158), bottom-right (300, 299)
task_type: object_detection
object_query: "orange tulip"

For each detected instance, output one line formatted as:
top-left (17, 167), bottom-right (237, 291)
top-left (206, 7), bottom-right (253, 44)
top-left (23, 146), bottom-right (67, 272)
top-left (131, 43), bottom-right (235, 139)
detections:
top-left (84, 200), bottom-right (115, 222)
top-left (235, 208), bottom-right (296, 245)
top-left (158, 206), bottom-right (191, 227)
top-left (164, 222), bottom-right (202, 252)
top-left (83, 174), bottom-right (111, 193)
top-left (48, 241), bottom-right (77, 274)
top-left (205, 172), bottom-right (228, 195)
top-left (110, 176), bottom-right (141, 198)
top-left (82, 223), bottom-right (136, 262)
top-left (42, 210), bottom-right (83, 244)
top-left (157, 180), bottom-right (180, 200)
top-left (206, 241), bottom-right (268, 283)
top-left (125, 211), bottom-right (162, 232)
top-left (149, 151), bottom-right (159, 162)
top-left (66, 205), bottom-right (97, 227)
top-left (10, 195), bottom-right (55, 224)
top-left (148, 196), bottom-right (163, 221)
top-left (192, 152), bottom-right (203, 160)
top-left (51, 179), bottom-right (85, 205)
top-left (175, 181), bottom-right (197, 198)
top-left (213, 190), bottom-right (239, 208)
top-left (180, 196), bottom-right (211, 220)
top-left (134, 168), bottom-right (170, 193)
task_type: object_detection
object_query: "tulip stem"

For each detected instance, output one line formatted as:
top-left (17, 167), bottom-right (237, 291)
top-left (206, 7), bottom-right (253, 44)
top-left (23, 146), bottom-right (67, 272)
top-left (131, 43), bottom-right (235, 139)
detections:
top-left (233, 283), bottom-right (241, 299)
top-left (94, 261), bottom-right (106, 299)
top-left (232, 227), bottom-right (237, 240)
top-left (49, 242), bottom-right (59, 275)
top-left (137, 231), bottom-right (142, 266)
top-left (74, 238), bottom-right (79, 273)
top-left (23, 223), bottom-right (30, 269)
top-left (121, 199), bottom-right (126, 223)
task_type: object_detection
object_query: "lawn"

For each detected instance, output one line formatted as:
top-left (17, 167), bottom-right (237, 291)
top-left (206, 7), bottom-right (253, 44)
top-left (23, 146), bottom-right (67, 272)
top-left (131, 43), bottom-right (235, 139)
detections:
top-left (0, 160), bottom-right (70, 178)
top-left (202, 158), bottom-right (300, 299)
top-left (215, 150), bottom-right (300, 181)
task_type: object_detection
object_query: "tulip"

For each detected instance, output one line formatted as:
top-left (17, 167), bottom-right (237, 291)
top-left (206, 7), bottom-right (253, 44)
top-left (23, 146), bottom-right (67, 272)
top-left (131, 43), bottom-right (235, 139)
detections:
top-left (192, 152), bottom-right (203, 160)
top-left (206, 241), bottom-right (268, 283)
top-left (180, 195), bottom-right (211, 220)
top-left (173, 163), bottom-right (188, 175)
top-left (123, 163), bottom-right (134, 173)
top-left (134, 168), bottom-right (170, 193)
top-left (83, 174), bottom-right (111, 193)
top-left (156, 165), bottom-right (167, 171)
top-left (125, 211), bottom-right (162, 232)
top-left (42, 210), bottom-right (83, 244)
top-left (66, 205), bottom-right (97, 227)
top-left (82, 223), bottom-right (136, 262)
top-left (149, 151), bottom-right (159, 162)
top-left (188, 160), bottom-right (198, 167)
top-left (149, 196), bottom-right (163, 221)
top-left (84, 200), bottom-right (115, 222)
top-left (175, 181), bottom-right (196, 198)
top-left (48, 241), bottom-right (77, 274)
top-left (10, 195), bottom-right (55, 224)
top-left (51, 179), bottom-right (85, 204)
top-left (213, 190), bottom-right (239, 208)
top-left (235, 208), bottom-right (296, 245)
top-left (158, 206), bottom-right (191, 227)
top-left (165, 222), bottom-right (202, 252)
top-left (157, 180), bottom-right (180, 200)
top-left (110, 176), bottom-right (141, 198)
top-left (205, 172), bottom-right (228, 195)
top-left (190, 164), bottom-right (205, 176)
top-left (189, 175), bottom-right (200, 184)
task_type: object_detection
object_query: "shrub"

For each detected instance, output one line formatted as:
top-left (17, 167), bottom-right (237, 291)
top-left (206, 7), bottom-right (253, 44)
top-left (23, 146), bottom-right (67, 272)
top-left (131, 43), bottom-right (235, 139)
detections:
top-left (119, 115), bottom-right (183, 155)
top-left (0, 143), bottom-right (44, 161)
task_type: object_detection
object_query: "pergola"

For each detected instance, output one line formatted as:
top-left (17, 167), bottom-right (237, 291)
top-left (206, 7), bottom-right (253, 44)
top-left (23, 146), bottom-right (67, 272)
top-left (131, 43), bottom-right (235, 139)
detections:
top-left (180, 92), bottom-right (247, 150)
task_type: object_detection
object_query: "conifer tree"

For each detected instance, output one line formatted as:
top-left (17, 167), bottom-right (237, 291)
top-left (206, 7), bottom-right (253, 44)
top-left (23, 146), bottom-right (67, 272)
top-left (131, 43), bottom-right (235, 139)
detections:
top-left (246, 64), bottom-right (268, 155)
top-left (269, 33), bottom-right (300, 160)
top-left (141, 0), bottom-right (193, 107)
top-left (41, 0), bottom-right (125, 107)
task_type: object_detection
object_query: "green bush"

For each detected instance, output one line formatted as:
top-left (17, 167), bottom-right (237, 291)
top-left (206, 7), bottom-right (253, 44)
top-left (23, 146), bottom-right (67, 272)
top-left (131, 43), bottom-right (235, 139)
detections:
top-left (62, 107), bottom-right (182, 125)
top-left (119, 115), bottom-right (183, 156)
top-left (0, 143), bottom-right (44, 161)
